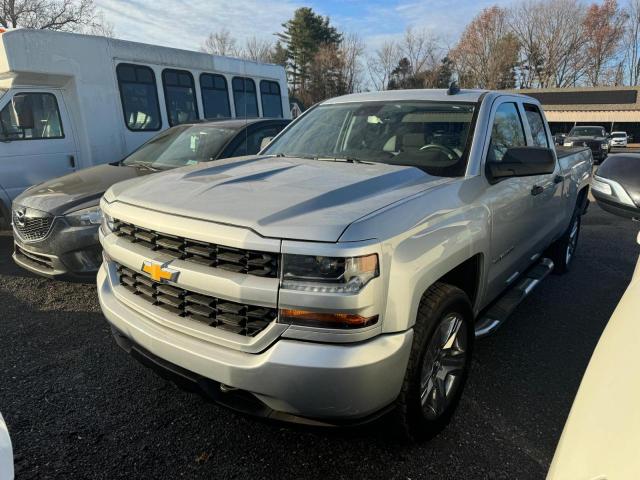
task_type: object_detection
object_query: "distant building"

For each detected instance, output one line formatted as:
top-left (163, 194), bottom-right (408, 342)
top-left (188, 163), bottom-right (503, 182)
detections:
top-left (517, 86), bottom-right (640, 141)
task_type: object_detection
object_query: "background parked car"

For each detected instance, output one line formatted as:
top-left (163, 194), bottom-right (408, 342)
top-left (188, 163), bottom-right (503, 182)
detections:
top-left (563, 125), bottom-right (609, 164)
top-left (610, 131), bottom-right (629, 148)
top-left (0, 413), bottom-right (13, 480)
top-left (11, 118), bottom-right (289, 280)
top-left (553, 133), bottom-right (567, 146)
top-left (548, 164), bottom-right (640, 478)
top-left (591, 154), bottom-right (640, 220)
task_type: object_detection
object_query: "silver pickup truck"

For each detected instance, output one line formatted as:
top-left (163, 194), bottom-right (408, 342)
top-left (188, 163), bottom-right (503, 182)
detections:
top-left (97, 89), bottom-right (592, 440)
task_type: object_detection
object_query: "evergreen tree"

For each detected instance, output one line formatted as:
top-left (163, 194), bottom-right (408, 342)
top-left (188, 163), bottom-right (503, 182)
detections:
top-left (277, 7), bottom-right (342, 97)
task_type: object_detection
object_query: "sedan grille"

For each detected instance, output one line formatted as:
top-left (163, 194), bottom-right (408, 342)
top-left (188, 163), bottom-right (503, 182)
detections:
top-left (117, 264), bottom-right (277, 337)
top-left (113, 220), bottom-right (279, 278)
top-left (12, 209), bottom-right (54, 241)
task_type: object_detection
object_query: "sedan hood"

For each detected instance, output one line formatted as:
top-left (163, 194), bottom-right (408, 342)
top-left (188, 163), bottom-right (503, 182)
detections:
top-left (109, 156), bottom-right (449, 242)
top-left (14, 164), bottom-right (150, 215)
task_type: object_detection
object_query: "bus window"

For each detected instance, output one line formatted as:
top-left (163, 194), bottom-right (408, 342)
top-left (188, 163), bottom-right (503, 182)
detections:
top-left (260, 80), bottom-right (283, 118)
top-left (232, 77), bottom-right (258, 118)
top-left (201, 73), bottom-right (231, 119)
top-left (162, 69), bottom-right (199, 126)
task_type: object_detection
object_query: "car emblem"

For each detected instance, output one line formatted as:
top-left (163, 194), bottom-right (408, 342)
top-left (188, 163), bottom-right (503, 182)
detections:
top-left (14, 208), bottom-right (26, 228)
top-left (141, 260), bottom-right (179, 283)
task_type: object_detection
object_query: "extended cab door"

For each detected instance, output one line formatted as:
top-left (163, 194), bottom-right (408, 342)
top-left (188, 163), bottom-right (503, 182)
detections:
top-left (0, 90), bottom-right (77, 202)
top-left (521, 102), bottom-right (564, 250)
top-left (483, 99), bottom-right (553, 301)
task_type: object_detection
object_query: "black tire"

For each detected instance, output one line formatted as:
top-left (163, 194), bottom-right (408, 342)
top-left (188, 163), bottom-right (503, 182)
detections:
top-left (394, 282), bottom-right (474, 441)
top-left (548, 209), bottom-right (581, 274)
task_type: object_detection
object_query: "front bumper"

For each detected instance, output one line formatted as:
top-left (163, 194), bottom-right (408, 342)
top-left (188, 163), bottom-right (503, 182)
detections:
top-left (13, 220), bottom-right (102, 280)
top-left (97, 264), bottom-right (413, 421)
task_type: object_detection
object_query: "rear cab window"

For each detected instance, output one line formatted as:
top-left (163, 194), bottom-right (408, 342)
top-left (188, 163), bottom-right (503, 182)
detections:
top-left (0, 92), bottom-right (64, 141)
top-left (523, 103), bottom-right (549, 148)
top-left (162, 69), bottom-right (199, 127)
top-left (116, 63), bottom-right (162, 131)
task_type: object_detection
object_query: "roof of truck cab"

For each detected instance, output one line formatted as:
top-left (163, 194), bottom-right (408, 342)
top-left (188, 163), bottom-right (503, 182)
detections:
top-left (321, 89), bottom-right (498, 105)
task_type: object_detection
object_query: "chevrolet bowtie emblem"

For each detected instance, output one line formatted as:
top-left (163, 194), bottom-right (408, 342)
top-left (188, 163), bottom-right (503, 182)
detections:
top-left (141, 260), bottom-right (179, 283)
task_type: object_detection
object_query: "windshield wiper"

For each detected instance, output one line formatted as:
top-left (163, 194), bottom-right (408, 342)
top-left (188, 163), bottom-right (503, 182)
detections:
top-left (316, 156), bottom-right (375, 165)
top-left (127, 163), bottom-right (161, 172)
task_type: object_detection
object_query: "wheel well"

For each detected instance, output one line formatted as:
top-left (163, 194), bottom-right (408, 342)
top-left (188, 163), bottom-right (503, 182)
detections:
top-left (577, 186), bottom-right (589, 215)
top-left (436, 254), bottom-right (482, 307)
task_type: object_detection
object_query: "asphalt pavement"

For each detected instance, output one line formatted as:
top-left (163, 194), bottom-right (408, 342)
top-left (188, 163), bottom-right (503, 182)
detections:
top-left (0, 202), bottom-right (638, 480)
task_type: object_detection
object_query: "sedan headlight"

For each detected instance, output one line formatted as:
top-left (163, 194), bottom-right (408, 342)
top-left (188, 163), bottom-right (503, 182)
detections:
top-left (101, 210), bottom-right (115, 234)
top-left (65, 206), bottom-right (103, 227)
top-left (280, 253), bottom-right (379, 294)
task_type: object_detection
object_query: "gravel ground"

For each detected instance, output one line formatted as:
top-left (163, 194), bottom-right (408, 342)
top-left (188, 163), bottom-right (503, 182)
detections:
top-left (0, 202), bottom-right (638, 480)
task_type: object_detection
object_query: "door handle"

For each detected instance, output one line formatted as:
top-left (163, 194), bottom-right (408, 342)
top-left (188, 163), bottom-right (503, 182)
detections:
top-left (531, 185), bottom-right (545, 196)
top-left (69, 155), bottom-right (76, 169)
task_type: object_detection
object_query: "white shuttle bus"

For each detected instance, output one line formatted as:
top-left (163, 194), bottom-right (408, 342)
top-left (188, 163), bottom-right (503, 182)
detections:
top-left (0, 28), bottom-right (290, 227)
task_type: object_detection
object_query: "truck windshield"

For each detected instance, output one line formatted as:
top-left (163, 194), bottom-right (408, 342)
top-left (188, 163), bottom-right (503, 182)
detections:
top-left (122, 124), bottom-right (236, 170)
top-left (570, 127), bottom-right (604, 137)
top-left (263, 101), bottom-right (476, 177)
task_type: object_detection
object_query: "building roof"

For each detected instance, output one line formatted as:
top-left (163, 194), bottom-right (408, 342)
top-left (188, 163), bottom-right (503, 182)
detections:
top-left (514, 86), bottom-right (640, 112)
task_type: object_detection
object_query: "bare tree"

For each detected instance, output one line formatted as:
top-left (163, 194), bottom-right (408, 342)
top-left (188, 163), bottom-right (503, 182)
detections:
top-left (242, 36), bottom-right (274, 63)
top-left (625, 0), bottom-right (640, 85)
top-left (367, 40), bottom-right (401, 90)
top-left (0, 0), bottom-right (110, 34)
top-left (583, 0), bottom-right (627, 86)
top-left (402, 27), bottom-right (441, 75)
top-left (510, 0), bottom-right (588, 88)
top-left (201, 29), bottom-right (241, 57)
top-left (450, 6), bottom-right (519, 89)
top-left (339, 32), bottom-right (365, 93)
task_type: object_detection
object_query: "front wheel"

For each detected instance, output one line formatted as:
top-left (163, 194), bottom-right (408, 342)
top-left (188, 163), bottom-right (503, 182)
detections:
top-left (394, 282), bottom-right (474, 441)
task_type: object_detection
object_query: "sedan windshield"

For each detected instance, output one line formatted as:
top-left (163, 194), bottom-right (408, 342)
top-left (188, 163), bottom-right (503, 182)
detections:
top-left (570, 127), bottom-right (604, 137)
top-left (263, 101), bottom-right (476, 177)
top-left (123, 124), bottom-right (236, 170)
top-left (612, 132), bottom-right (626, 138)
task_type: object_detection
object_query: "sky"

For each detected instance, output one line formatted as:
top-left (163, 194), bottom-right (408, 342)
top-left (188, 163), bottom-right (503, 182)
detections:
top-left (95, 0), bottom-right (518, 53)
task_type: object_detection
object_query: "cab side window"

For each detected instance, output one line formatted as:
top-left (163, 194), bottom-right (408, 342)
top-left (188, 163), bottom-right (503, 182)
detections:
top-left (0, 93), bottom-right (64, 141)
top-left (488, 102), bottom-right (526, 162)
top-left (524, 103), bottom-right (549, 147)
top-left (116, 63), bottom-right (161, 131)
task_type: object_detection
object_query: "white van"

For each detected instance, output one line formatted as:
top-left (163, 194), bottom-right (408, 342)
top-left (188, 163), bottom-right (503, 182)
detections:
top-left (0, 29), bottom-right (290, 227)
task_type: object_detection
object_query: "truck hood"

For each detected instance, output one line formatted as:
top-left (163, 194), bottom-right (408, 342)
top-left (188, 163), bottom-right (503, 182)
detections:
top-left (109, 156), bottom-right (448, 242)
top-left (14, 164), bottom-right (150, 216)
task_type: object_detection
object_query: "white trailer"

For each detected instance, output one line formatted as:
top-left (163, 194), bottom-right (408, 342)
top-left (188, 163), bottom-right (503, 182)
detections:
top-left (0, 28), bottom-right (290, 226)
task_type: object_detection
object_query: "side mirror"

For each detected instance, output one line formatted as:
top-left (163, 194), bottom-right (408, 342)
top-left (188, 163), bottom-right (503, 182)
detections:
top-left (591, 156), bottom-right (640, 221)
top-left (260, 136), bottom-right (273, 151)
top-left (487, 147), bottom-right (556, 181)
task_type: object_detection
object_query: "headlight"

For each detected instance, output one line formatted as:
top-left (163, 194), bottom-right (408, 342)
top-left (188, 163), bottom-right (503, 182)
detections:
top-left (280, 253), bottom-right (379, 294)
top-left (563, 141), bottom-right (573, 147)
top-left (65, 206), bottom-right (103, 227)
top-left (101, 211), bottom-right (115, 234)
top-left (601, 142), bottom-right (608, 149)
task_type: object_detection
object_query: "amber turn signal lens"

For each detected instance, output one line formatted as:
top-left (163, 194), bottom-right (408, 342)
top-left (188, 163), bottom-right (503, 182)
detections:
top-left (279, 309), bottom-right (378, 329)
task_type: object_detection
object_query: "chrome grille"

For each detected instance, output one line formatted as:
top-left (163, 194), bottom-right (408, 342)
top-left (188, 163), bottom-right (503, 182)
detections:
top-left (113, 220), bottom-right (279, 278)
top-left (117, 264), bottom-right (277, 337)
top-left (12, 209), bottom-right (54, 241)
